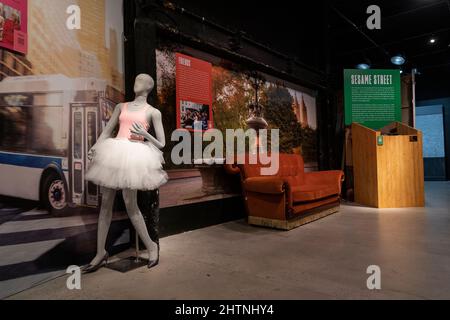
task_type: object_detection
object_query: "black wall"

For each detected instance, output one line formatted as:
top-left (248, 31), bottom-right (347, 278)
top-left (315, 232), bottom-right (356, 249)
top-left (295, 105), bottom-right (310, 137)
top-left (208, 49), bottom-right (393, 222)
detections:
top-left (123, 0), bottom-right (341, 170)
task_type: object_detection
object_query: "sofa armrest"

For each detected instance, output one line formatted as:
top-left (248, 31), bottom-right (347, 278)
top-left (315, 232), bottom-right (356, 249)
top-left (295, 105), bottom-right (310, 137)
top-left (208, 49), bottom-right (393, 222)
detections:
top-left (243, 177), bottom-right (289, 194)
top-left (224, 164), bottom-right (241, 175)
top-left (304, 170), bottom-right (345, 194)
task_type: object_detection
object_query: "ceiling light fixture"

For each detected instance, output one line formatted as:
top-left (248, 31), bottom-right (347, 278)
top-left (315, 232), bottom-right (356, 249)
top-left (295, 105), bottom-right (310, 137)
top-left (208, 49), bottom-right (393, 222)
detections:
top-left (356, 63), bottom-right (371, 70)
top-left (429, 37), bottom-right (437, 44)
top-left (391, 55), bottom-right (406, 66)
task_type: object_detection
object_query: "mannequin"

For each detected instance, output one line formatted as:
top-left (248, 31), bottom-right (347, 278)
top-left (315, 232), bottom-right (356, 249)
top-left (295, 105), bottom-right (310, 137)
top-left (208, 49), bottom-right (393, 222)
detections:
top-left (83, 74), bottom-right (168, 273)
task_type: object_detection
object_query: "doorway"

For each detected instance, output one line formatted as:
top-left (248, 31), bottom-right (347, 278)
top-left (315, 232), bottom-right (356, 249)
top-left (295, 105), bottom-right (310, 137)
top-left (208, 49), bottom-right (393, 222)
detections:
top-left (416, 105), bottom-right (446, 180)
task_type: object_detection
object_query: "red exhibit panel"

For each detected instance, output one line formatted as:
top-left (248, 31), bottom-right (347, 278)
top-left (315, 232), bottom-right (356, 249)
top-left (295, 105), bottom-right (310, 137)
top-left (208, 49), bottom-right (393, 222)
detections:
top-left (0, 0), bottom-right (27, 54)
top-left (176, 52), bottom-right (213, 131)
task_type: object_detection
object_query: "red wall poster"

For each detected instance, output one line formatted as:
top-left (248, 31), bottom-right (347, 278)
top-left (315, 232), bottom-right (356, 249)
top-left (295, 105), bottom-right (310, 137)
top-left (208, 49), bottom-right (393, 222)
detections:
top-left (176, 53), bottom-right (213, 131)
top-left (0, 0), bottom-right (27, 54)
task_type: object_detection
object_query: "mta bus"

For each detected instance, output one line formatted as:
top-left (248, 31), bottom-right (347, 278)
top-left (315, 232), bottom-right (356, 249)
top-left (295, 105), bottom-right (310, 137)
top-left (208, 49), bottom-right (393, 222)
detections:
top-left (0, 75), bottom-right (123, 214)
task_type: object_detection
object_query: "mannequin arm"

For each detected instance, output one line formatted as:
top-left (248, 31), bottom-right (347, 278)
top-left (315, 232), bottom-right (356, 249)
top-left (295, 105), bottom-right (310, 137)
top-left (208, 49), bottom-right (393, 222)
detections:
top-left (88, 103), bottom-right (121, 160)
top-left (149, 110), bottom-right (166, 149)
top-left (131, 108), bottom-right (166, 150)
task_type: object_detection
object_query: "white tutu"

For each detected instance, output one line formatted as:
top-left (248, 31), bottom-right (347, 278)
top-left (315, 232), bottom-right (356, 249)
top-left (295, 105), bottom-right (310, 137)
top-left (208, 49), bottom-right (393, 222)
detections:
top-left (85, 138), bottom-right (168, 191)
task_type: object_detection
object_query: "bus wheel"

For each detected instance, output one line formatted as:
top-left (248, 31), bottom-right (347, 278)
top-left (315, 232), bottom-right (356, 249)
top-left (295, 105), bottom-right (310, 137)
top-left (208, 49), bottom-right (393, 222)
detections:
top-left (42, 173), bottom-right (68, 215)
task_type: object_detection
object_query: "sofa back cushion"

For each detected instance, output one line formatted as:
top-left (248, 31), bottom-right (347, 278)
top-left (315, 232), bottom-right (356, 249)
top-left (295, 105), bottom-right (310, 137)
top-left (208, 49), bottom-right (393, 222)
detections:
top-left (238, 153), bottom-right (305, 182)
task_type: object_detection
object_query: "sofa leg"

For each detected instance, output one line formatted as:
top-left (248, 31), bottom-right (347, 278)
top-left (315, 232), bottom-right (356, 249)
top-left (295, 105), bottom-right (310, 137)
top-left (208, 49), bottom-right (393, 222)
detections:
top-left (248, 206), bottom-right (340, 231)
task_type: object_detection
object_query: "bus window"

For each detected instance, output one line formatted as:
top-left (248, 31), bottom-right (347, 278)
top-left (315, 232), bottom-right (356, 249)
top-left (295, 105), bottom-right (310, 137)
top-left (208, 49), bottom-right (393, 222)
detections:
top-left (73, 112), bottom-right (82, 160)
top-left (0, 106), bottom-right (66, 156)
top-left (87, 112), bottom-right (97, 150)
top-left (73, 111), bottom-right (83, 195)
top-left (0, 106), bottom-right (28, 150)
top-left (29, 107), bottom-right (65, 156)
top-left (86, 111), bottom-right (98, 200)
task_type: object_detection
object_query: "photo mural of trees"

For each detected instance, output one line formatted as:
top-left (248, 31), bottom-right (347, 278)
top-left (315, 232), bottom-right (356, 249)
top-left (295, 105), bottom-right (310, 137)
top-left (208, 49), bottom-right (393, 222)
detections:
top-left (212, 66), bottom-right (252, 131)
top-left (156, 44), bottom-right (318, 169)
top-left (262, 85), bottom-right (303, 154)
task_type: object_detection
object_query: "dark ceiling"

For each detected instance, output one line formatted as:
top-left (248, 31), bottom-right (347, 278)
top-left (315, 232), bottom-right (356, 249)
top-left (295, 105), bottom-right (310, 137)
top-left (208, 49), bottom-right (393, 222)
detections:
top-left (329, 0), bottom-right (450, 99)
top-left (167, 0), bottom-right (450, 97)
top-left (168, 0), bottom-right (327, 69)
top-left (330, 0), bottom-right (450, 70)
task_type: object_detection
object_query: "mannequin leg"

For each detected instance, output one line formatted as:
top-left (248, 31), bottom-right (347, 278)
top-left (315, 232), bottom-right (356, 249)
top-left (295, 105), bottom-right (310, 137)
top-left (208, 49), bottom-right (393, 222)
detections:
top-left (148, 189), bottom-right (160, 246)
top-left (138, 189), bottom-right (160, 245)
top-left (89, 187), bottom-right (116, 266)
top-left (123, 189), bottom-right (158, 261)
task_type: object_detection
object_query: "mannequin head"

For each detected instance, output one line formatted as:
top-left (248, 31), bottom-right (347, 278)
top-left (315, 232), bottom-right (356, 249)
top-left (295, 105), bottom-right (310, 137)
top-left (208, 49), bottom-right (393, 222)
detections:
top-left (134, 74), bottom-right (155, 97)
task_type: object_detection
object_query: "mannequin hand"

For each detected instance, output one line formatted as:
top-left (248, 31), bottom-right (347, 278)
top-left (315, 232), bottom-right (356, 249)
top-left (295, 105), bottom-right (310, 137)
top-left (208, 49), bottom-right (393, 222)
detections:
top-left (88, 148), bottom-right (96, 161)
top-left (130, 122), bottom-right (149, 139)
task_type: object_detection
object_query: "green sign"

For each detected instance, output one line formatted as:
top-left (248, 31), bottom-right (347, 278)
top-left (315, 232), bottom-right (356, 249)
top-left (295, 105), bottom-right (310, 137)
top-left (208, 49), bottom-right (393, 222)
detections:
top-left (344, 69), bottom-right (401, 129)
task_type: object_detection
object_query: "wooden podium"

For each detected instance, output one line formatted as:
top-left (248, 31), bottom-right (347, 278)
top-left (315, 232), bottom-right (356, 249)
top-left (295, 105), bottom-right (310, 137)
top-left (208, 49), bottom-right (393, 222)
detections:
top-left (352, 122), bottom-right (425, 208)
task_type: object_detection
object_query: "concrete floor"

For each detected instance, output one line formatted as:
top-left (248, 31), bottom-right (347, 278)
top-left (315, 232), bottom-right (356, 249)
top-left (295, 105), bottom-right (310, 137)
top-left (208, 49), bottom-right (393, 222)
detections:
top-left (0, 176), bottom-right (238, 299)
top-left (8, 181), bottom-right (450, 300)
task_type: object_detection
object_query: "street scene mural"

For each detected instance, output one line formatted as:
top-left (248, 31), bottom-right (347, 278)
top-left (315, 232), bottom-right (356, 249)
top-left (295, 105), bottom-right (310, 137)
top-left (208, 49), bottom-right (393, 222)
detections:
top-left (0, 0), bottom-right (125, 299)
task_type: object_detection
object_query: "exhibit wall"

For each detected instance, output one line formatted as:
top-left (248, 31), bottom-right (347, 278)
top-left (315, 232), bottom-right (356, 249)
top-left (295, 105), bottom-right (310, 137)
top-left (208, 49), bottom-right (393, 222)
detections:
top-left (0, 0), bottom-right (127, 299)
top-left (156, 41), bottom-right (319, 170)
top-left (0, 0), bottom-right (320, 299)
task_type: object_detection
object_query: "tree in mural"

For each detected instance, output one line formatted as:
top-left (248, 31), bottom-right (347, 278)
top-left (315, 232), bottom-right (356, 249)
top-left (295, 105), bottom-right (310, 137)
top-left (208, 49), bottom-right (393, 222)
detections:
top-left (212, 66), bottom-right (253, 132)
top-left (262, 85), bottom-right (303, 153)
top-left (156, 48), bottom-right (178, 168)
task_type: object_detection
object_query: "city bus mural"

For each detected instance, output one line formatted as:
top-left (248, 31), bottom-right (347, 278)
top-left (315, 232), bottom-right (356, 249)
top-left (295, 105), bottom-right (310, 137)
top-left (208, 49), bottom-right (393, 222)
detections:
top-left (0, 75), bottom-right (123, 214)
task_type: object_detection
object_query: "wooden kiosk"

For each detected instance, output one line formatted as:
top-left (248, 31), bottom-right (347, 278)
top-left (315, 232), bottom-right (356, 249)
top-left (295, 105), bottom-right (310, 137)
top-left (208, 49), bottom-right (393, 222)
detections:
top-left (352, 122), bottom-right (425, 208)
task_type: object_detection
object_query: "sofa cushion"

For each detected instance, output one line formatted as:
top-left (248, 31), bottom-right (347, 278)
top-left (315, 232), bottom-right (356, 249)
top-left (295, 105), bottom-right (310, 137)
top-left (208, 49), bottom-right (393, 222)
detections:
top-left (292, 184), bottom-right (340, 203)
top-left (237, 153), bottom-right (305, 181)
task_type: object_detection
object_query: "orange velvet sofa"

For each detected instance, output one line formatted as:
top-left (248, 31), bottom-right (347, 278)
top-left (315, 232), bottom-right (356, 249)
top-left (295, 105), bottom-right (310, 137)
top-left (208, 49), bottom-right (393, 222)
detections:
top-left (225, 154), bottom-right (344, 230)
